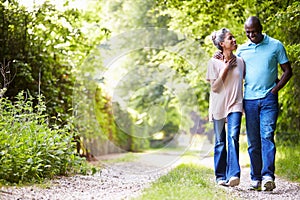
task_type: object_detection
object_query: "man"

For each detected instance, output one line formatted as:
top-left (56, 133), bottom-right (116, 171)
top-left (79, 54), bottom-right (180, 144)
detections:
top-left (236, 16), bottom-right (293, 191)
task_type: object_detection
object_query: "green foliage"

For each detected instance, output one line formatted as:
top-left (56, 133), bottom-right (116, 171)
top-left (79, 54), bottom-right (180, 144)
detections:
top-left (101, 0), bottom-right (158, 32)
top-left (150, 0), bottom-right (249, 121)
top-left (94, 87), bottom-right (116, 140)
top-left (136, 164), bottom-right (231, 200)
top-left (79, 0), bottom-right (300, 150)
top-left (152, 0), bottom-right (300, 144)
top-left (154, 0), bottom-right (246, 46)
top-left (94, 86), bottom-right (138, 151)
top-left (276, 46), bottom-right (300, 144)
top-left (0, 0), bottom-right (108, 122)
top-left (0, 91), bottom-right (84, 184)
top-left (264, 1), bottom-right (300, 44)
top-left (2, 0), bottom-right (299, 158)
top-left (269, 2), bottom-right (300, 144)
top-left (276, 144), bottom-right (300, 182)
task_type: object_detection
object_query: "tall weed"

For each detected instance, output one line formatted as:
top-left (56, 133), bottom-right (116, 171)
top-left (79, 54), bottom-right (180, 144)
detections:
top-left (0, 92), bottom-right (84, 184)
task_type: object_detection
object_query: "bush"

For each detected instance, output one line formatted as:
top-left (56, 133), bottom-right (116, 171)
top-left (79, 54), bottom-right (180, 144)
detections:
top-left (0, 91), bottom-right (84, 184)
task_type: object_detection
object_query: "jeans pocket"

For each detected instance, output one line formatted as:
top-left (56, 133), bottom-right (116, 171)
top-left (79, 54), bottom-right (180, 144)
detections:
top-left (268, 91), bottom-right (278, 98)
top-left (266, 91), bottom-right (278, 107)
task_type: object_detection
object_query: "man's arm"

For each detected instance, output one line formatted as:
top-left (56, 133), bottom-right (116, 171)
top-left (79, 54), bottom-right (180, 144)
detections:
top-left (271, 61), bottom-right (293, 94)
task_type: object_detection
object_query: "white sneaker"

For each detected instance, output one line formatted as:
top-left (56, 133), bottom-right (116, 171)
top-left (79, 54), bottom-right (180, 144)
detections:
top-left (217, 180), bottom-right (227, 186)
top-left (249, 180), bottom-right (262, 191)
top-left (262, 177), bottom-right (276, 191)
top-left (227, 177), bottom-right (240, 187)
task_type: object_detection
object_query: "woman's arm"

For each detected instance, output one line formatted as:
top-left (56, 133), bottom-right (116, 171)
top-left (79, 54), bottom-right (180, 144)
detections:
top-left (210, 58), bottom-right (236, 92)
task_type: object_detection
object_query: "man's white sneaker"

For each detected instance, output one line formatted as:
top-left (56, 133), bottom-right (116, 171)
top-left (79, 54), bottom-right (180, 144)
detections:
top-left (249, 180), bottom-right (262, 191)
top-left (227, 177), bottom-right (240, 187)
top-left (217, 180), bottom-right (227, 186)
top-left (263, 178), bottom-right (276, 191)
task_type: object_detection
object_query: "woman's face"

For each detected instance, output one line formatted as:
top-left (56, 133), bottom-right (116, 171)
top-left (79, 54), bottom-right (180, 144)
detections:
top-left (221, 32), bottom-right (237, 51)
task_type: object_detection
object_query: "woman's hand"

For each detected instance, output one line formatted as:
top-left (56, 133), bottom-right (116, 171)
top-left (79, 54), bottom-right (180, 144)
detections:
top-left (214, 51), bottom-right (237, 70)
top-left (225, 55), bottom-right (237, 70)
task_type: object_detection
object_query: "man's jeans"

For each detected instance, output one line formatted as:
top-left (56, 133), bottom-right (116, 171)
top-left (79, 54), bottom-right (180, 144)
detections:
top-left (244, 92), bottom-right (278, 181)
top-left (213, 112), bottom-right (242, 182)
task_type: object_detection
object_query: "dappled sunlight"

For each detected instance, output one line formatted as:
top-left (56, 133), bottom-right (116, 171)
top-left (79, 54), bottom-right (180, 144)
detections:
top-left (1, 1), bottom-right (299, 199)
top-left (174, 134), bottom-right (250, 169)
top-left (239, 134), bottom-right (250, 167)
top-left (18, 0), bottom-right (88, 11)
top-left (172, 134), bottom-right (215, 168)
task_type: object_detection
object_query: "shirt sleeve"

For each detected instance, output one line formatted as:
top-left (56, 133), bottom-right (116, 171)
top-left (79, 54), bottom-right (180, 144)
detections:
top-left (236, 48), bottom-right (241, 57)
top-left (206, 58), bottom-right (218, 81)
top-left (276, 42), bottom-right (289, 64)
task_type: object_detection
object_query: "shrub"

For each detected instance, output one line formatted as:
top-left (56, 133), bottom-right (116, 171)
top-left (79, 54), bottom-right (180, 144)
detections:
top-left (0, 91), bottom-right (84, 184)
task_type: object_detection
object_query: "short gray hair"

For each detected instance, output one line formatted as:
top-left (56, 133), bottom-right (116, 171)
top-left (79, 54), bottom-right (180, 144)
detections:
top-left (211, 28), bottom-right (230, 51)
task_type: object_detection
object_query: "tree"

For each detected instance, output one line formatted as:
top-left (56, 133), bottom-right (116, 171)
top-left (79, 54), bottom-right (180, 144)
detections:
top-left (0, 0), bottom-right (108, 122)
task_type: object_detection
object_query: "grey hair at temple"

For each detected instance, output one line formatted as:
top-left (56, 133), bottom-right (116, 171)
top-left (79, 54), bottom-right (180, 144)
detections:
top-left (211, 28), bottom-right (230, 51)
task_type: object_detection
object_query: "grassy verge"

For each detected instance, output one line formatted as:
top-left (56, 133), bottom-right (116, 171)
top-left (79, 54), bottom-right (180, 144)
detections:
top-left (94, 152), bottom-right (139, 165)
top-left (135, 164), bottom-right (235, 200)
top-left (241, 135), bottom-right (300, 182)
top-left (239, 135), bottom-right (300, 182)
top-left (276, 144), bottom-right (300, 182)
top-left (134, 134), bottom-right (300, 200)
top-left (239, 135), bottom-right (299, 182)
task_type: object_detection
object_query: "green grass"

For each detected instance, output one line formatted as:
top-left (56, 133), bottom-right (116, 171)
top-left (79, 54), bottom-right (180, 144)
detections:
top-left (240, 134), bottom-right (300, 182)
top-left (240, 135), bottom-right (299, 182)
top-left (133, 135), bottom-right (300, 200)
top-left (276, 144), bottom-right (300, 182)
top-left (91, 152), bottom-right (139, 166)
top-left (135, 164), bottom-right (235, 200)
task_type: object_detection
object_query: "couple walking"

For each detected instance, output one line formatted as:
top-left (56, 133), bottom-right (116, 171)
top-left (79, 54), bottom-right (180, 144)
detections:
top-left (206, 16), bottom-right (293, 191)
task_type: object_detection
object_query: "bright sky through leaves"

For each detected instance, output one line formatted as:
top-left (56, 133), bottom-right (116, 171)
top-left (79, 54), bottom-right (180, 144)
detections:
top-left (18, 0), bottom-right (88, 11)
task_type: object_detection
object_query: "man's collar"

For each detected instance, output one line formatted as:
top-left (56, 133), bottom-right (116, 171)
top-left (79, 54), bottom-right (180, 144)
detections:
top-left (247, 34), bottom-right (268, 46)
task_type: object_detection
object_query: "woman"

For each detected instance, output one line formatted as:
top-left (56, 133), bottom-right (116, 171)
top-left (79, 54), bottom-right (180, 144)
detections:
top-left (206, 28), bottom-right (245, 187)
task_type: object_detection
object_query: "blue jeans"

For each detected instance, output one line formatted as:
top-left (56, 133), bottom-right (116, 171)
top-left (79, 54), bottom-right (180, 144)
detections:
top-left (244, 92), bottom-right (278, 181)
top-left (213, 112), bottom-right (242, 182)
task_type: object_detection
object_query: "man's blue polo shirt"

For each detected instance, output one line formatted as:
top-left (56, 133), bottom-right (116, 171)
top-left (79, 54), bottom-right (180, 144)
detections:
top-left (237, 34), bottom-right (289, 100)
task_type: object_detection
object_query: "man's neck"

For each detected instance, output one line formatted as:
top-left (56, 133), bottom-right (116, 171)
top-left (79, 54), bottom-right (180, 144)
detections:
top-left (255, 34), bottom-right (264, 44)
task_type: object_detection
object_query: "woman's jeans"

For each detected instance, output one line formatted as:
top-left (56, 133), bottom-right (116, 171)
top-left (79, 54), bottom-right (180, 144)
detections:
top-left (244, 92), bottom-right (278, 181)
top-left (213, 112), bottom-right (242, 182)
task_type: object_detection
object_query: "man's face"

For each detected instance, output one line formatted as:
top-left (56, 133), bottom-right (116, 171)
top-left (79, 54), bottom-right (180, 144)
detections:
top-left (244, 23), bottom-right (263, 44)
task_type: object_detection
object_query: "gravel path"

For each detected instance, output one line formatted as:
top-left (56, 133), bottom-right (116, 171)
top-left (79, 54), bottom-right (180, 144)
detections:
top-left (0, 153), bottom-right (173, 200)
top-left (1, 149), bottom-right (299, 200)
top-left (197, 156), bottom-right (300, 200)
top-left (220, 167), bottom-right (300, 200)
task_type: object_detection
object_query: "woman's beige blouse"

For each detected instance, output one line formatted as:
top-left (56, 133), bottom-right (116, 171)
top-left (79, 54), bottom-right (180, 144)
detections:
top-left (206, 57), bottom-right (245, 121)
